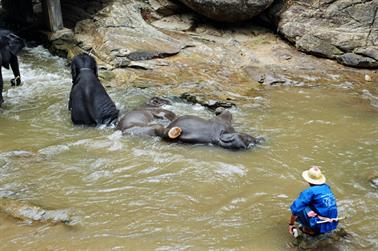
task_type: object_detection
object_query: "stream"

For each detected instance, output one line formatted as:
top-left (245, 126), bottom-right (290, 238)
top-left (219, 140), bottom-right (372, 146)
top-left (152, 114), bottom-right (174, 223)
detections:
top-left (0, 46), bottom-right (377, 250)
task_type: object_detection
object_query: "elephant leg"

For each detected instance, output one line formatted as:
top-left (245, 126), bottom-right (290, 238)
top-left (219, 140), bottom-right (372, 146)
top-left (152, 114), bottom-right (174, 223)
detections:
top-left (10, 55), bottom-right (21, 86)
top-left (125, 124), bottom-right (165, 137)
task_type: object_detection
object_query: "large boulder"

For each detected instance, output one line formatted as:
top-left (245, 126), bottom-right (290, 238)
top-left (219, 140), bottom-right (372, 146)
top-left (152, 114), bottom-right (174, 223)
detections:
top-left (265, 0), bottom-right (378, 68)
top-left (67, 0), bottom-right (188, 68)
top-left (178, 0), bottom-right (274, 22)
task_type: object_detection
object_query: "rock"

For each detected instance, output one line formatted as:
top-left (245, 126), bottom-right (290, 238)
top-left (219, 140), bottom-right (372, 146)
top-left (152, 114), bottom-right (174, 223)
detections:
top-left (365, 74), bottom-right (372, 82)
top-left (265, 0), bottom-right (378, 69)
top-left (336, 53), bottom-right (378, 69)
top-left (180, 92), bottom-right (235, 110)
top-left (70, 1), bottom-right (188, 67)
top-left (0, 198), bottom-right (72, 224)
top-left (149, 0), bottom-right (187, 16)
top-left (370, 177), bottom-right (378, 189)
top-left (178, 0), bottom-right (274, 22)
top-left (151, 14), bottom-right (196, 31)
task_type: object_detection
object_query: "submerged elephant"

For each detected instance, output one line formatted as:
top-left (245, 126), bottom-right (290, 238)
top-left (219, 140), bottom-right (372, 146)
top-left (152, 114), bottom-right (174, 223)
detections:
top-left (0, 29), bottom-right (25, 107)
top-left (117, 97), bottom-right (176, 136)
top-left (69, 53), bottom-right (119, 126)
top-left (162, 107), bottom-right (262, 150)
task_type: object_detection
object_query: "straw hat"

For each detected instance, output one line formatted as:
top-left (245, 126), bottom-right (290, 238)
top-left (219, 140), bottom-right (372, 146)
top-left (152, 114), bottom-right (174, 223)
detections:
top-left (302, 166), bottom-right (326, 185)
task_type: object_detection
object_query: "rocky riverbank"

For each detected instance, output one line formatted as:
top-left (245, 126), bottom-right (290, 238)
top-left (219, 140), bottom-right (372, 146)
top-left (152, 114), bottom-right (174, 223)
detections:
top-left (7, 0), bottom-right (378, 108)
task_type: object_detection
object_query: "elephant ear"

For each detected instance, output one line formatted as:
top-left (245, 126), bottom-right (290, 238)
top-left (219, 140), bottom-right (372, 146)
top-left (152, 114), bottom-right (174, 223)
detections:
top-left (6, 33), bottom-right (25, 55)
top-left (71, 62), bottom-right (78, 84)
top-left (219, 132), bottom-right (252, 150)
top-left (219, 132), bottom-right (235, 143)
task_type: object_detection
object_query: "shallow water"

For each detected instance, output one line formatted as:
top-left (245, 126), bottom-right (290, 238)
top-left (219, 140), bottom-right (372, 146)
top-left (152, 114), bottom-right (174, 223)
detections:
top-left (0, 47), bottom-right (377, 250)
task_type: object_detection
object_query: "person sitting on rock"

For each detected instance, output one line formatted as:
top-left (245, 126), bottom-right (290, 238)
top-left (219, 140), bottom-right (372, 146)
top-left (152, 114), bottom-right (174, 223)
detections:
top-left (0, 28), bottom-right (25, 107)
top-left (288, 166), bottom-right (339, 236)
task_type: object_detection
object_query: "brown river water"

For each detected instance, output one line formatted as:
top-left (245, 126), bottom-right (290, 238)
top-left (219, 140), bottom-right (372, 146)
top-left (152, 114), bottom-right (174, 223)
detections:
top-left (0, 47), bottom-right (377, 250)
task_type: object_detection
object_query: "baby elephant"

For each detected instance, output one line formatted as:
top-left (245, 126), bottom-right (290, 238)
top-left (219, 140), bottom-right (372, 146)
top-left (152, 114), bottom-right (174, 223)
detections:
top-left (69, 53), bottom-right (119, 126)
top-left (162, 107), bottom-right (262, 150)
top-left (117, 97), bottom-right (176, 137)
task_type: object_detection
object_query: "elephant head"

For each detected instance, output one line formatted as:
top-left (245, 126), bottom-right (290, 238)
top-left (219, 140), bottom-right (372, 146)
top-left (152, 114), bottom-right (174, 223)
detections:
top-left (70, 53), bottom-right (98, 84)
top-left (146, 97), bottom-right (172, 107)
top-left (219, 131), bottom-right (262, 150)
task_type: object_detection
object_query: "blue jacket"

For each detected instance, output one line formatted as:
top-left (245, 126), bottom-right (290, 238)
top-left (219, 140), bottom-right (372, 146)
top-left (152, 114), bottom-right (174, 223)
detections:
top-left (290, 184), bottom-right (338, 233)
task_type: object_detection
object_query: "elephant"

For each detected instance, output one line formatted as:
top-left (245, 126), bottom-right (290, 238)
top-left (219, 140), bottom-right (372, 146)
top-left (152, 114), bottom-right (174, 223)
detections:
top-left (69, 53), bottom-right (119, 126)
top-left (162, 107), bottom-right (262, 150)
top-left (0, 29), bottom-right (25, 107)
top-left (116, 97), bottom-right (177, 136)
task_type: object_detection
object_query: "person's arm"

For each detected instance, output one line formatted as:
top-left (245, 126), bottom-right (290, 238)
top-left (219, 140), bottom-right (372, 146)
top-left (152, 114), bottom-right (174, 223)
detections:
top-left (288, 214), bottom-right (297, 234)
top-left (288, 188), bottom-right (313, 234)
top-left (290, 188), bottom-right (313, 215)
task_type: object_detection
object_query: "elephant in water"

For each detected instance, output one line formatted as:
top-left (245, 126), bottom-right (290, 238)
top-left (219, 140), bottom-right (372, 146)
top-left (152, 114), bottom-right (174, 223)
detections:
top-left (116, 97), bottom-right (177, 136)
top-left (162, 107), bottom-right (262, 150)
top-left (0, 29), bottom-right (25, 107)
top-left (69, 53), bottom-right (119, 126)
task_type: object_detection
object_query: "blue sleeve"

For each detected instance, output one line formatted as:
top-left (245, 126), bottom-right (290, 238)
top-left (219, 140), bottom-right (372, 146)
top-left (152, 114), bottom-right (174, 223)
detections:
top-left (290, 188), bottom-right (313, 215)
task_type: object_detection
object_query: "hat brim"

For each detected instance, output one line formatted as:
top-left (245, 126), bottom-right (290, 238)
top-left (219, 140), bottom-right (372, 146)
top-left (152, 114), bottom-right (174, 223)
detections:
top-left (302, 170), bottom-right (326, 185)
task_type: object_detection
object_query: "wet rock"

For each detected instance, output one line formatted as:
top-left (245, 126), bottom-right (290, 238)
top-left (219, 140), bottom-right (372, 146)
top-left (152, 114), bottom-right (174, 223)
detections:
top-left (244, 66), bottom-right (302, 87)
top-left (264, 73), bottom-right (287, 86)
top-left (178, 0), bottom-right (274, 22)
top-left (127, 50), bottom-right (180, 61)
top-left (0, 198), bottom-right (72, 225)
top-left (337, 53), bottom-right (378, 69)
top-left (71, 1), bottom-right (187, 67)
top-left (265, 0), bottom-right (378, 69)
top-left (293, 227), bottom-right (350, 250)
top-left (244, 66), bottom-right (266, 83)
top-left (180, 92), bottom-right (234, 110)
top-left (370, 177), bottom-right (378, 189)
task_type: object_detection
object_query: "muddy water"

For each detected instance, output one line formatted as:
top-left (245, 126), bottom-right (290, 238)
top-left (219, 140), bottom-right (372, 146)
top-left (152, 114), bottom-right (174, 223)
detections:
top-left (0, 47), bottom-right (377, 250)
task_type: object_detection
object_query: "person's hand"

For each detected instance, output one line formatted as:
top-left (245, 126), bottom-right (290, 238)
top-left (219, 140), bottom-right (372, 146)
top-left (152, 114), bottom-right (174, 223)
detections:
top-left (307, 210), bottom-right (317, 217)
top-left (10, 77), bottom-right (21, 86)
top-left (288, 225), bottom-right (295, 234)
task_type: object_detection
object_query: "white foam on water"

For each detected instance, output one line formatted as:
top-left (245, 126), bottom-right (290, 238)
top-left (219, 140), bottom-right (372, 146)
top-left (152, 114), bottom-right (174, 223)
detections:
top-left (214, 162), bottom-right (246, 177)
top-left (361, 89), bottom-right (378, 108)
top-left (2, 46), bottom-right (70, 107)
top-left (38, 145), bottom-right (70, 156)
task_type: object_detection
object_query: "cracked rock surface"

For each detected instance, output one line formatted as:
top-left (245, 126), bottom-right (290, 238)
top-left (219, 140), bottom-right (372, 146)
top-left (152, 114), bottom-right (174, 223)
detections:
top-left (266, 0), bottom-right (378, 68)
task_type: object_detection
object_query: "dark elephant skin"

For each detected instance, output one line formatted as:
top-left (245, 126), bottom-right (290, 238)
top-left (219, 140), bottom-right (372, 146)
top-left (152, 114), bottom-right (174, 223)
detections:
top-left (0, 29), bottom-right (25, 107)
top-left (69, 53), bottom-right (119, 126)
top-left (117, 97), bottom-right (176, 136)
top-left (163, 108), bottom-right (261, 150)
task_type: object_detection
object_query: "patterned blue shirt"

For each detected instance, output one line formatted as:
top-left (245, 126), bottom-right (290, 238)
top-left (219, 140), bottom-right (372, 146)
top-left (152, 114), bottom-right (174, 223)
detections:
top-left (290, 184), bottom-right (338, 233)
